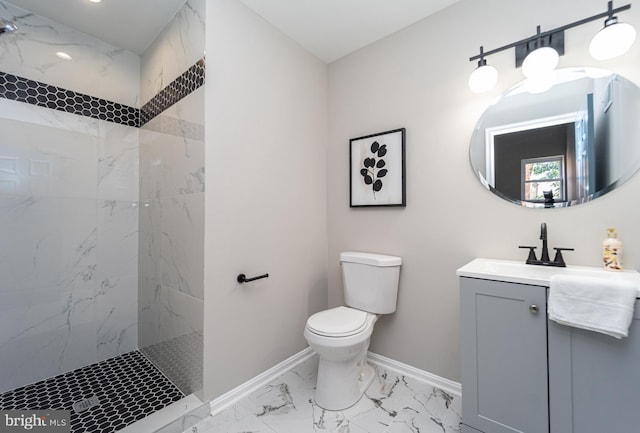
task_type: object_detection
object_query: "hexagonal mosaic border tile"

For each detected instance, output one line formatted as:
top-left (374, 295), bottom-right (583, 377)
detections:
top-left (0, 350), bottom-right (185, 433)
top-left (140, 59), bottom-right (206, 126)
top-left (0, 58), bottom-right (206, 129)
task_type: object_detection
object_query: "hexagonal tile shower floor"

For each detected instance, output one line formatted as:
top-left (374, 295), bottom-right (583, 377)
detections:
top-left (0, 350), bottom-right (184, 433)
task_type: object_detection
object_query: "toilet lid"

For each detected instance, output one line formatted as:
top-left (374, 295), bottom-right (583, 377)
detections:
top-left (306, 306), bottom-right (369, 337)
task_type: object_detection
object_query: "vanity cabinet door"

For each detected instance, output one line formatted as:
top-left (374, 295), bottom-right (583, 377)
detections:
top-left (461, 277), bottom-right (549, 433)
top-left (548, 299), bottom-right (640, 433)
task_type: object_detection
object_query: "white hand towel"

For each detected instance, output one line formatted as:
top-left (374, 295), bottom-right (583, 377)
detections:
top-left (548, 274), bottom-right (638, 339)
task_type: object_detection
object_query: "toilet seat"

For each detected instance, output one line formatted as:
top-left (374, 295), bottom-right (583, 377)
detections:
top-left (306, 306), bottom-right (369, 337)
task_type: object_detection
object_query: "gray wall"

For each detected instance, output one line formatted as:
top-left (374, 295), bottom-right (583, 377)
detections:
top-left (327, 0), bottom-right (640, 383)
top-left (203, 0), bottom-right (329, 399)
top-left (199, 0), bottom-right (640, 399)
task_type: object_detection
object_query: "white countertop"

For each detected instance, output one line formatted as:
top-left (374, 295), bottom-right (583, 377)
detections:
top-left (457, 258), bottom-right (640, 296)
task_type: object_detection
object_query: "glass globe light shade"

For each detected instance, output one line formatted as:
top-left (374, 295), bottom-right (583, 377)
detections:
top-left (468, 63), bottom-right (498, 93)
top-left (522, 46), bottom-right (559, 79)
top-left (590, 18), bottom-right (636, 60)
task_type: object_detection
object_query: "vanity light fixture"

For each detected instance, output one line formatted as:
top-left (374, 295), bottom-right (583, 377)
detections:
top-left (468, 46), bottom-right (499, 94)
top-left (468, 1), bottom-right (634, 93)
top-left (590, 2), bottom-right (637, 59)
top-left (521, 27), bottom-right (559, 79)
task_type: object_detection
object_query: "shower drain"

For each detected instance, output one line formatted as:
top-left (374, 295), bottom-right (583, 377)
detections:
top-left (72, 396), bottom-right (100, 413)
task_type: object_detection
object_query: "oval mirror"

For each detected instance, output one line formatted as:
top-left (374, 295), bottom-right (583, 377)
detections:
top-left (469, 68), bottom-right (640, 208)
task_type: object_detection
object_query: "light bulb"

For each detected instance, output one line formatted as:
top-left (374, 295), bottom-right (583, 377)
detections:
top-left (468, 62), bottom-right (498, 94)
top-left (590, 18), bottom-right (636, 60)
top-left (522, 46), bottom-right (559, 78)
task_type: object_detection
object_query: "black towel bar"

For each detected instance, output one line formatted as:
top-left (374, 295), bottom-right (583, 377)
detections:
top-left (237, 273), bottom-right (269, 283)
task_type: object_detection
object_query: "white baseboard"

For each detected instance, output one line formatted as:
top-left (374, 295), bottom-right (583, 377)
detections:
top-left (367, 351), bottom-right (462, 397)
top-left (208, 347), bottom-right (461, 417)
top-left (209, 347), bottom-right (315, 416)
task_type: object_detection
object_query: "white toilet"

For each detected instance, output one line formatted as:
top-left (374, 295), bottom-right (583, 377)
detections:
top-left (304, 251), bottom-right (402, 411)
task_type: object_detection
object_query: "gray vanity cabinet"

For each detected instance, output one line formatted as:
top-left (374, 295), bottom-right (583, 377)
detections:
top-left (548, 299), bottom-right (640, 433)
top-left (460, 277), bottom-right (549, 433)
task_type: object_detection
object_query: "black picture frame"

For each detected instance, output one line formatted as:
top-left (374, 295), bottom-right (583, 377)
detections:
top-left (349, 128), bottom-right (406, 207)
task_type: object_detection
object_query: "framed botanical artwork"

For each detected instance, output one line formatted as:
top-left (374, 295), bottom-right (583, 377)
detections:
top-left (349, 128), bottom-right (406, 207)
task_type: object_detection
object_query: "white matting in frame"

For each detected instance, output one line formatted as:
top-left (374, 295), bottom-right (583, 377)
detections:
top-left (350, 128), bottom-right (406, 207)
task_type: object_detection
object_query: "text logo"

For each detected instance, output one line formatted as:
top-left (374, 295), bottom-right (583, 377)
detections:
top-left (0, 411), bottom-right (69, 432)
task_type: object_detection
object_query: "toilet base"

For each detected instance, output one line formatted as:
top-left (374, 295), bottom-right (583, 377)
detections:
top-left (314, 357), bottom-right (376, 411)
top-left (359, 363), bottom-right (375, 394)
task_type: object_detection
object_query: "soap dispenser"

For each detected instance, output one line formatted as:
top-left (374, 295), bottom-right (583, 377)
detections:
top-left (603, 228), bottom-right (623, 271)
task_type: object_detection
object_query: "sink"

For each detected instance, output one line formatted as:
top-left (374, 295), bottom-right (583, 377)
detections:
top-left (457, 258), bottom-right (640, 294)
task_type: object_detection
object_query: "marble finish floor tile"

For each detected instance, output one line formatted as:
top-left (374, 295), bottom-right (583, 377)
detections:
top-left (188, 355), bottom-right (461, 433)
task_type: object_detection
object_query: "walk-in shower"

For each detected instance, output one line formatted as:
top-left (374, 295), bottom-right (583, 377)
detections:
top-left (0, 0), bottom-right (205, 432)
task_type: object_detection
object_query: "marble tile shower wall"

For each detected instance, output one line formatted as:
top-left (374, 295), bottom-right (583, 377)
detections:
top-left (0, 1), bottom-right (140, 393)
top-left (138, 0), bottom-right (205, 398)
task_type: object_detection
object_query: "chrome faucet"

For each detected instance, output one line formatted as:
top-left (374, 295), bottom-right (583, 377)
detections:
top-left (519, 223), bottom-right (574, 267)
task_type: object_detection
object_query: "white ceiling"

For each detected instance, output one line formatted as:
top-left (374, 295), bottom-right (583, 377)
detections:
top-left (238, 0), bottom-right (460, 63)
top-left (5, 0), bottom-right (187, 55)
top-left (4, 0), bottom-right (460, 61)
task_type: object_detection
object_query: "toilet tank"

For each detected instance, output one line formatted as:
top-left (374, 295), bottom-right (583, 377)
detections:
top-left (340, 252), bottom-right (402, 314)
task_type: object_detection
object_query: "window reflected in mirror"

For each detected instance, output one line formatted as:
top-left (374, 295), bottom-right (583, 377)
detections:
top-left (522, 156), bottom-right (564, 205)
